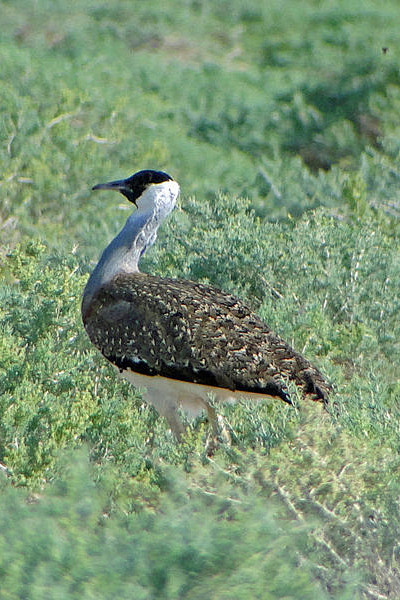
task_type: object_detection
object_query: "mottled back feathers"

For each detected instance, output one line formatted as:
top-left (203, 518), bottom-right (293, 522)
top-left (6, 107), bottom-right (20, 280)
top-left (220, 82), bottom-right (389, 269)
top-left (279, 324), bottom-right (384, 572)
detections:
top-left (83, 272), bottom-right (331, 405)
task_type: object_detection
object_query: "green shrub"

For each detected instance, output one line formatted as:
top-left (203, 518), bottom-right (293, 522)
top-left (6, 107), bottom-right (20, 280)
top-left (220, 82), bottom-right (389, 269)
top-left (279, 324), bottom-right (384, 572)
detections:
top-left (0, 448), bottom-right (357, 600)
top-left (2, 1), bottom-right (400, 597)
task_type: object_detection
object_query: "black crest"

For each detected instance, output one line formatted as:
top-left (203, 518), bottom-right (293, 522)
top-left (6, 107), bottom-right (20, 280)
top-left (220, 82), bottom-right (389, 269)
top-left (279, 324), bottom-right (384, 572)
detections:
top-left (92, 169), bottom-right (173, 204)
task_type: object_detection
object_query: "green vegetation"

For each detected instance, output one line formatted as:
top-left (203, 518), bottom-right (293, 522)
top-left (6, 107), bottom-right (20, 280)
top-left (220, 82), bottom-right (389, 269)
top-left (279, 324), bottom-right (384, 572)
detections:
top-left (1, 0), bottom-right (400, 597)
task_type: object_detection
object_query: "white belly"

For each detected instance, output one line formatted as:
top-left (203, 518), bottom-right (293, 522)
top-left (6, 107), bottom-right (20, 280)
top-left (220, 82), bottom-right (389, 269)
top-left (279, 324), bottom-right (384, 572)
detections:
top-left (119, 368), bottom-right (270, 436)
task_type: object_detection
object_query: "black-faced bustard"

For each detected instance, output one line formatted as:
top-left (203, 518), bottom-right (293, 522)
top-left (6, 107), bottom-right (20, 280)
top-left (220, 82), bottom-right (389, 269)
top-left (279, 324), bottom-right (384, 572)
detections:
top-left (82, 169), bottom-right (331, 440)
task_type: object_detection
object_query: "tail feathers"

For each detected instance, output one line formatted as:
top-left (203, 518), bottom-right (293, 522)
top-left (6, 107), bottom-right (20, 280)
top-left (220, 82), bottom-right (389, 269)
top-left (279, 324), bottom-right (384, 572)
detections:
top-left (300, 367), bottom-right (332, 408)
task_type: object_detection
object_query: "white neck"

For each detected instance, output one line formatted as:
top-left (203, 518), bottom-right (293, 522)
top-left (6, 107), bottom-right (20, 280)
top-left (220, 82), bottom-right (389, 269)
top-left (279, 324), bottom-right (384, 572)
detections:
top-left (83, 180), bottom-right (179, 309)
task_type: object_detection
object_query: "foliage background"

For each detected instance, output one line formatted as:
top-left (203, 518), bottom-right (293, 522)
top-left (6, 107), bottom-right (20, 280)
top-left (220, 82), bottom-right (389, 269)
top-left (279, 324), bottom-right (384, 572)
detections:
top-left (1, 0), bottom-right (400, 598)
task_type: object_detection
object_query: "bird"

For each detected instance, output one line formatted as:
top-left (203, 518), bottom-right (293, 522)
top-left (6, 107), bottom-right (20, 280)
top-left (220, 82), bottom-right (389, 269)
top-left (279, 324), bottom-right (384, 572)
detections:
top-left (82, 169), bottom-right (331, 441)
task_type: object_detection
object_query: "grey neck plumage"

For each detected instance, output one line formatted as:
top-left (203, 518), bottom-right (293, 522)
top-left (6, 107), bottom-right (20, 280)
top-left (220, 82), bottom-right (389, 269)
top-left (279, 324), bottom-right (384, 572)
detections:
top-left (82, 207), bottom-right (160, 313)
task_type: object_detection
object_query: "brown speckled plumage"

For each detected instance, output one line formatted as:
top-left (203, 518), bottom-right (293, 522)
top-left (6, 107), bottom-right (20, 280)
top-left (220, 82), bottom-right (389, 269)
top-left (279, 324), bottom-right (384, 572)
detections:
top-left (82, 272), bottom-right (331, 405)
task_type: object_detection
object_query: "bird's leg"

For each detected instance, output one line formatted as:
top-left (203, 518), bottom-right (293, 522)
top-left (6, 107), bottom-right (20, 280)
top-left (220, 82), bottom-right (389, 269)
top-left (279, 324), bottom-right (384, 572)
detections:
top-left (204, 401), bottom-right (231, 455)
top-left (152, 403), bottom-right (187, 440)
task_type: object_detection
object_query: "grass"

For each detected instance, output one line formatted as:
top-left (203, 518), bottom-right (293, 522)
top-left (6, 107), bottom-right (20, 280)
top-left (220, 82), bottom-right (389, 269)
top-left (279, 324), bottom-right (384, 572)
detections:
top-left (1, 0), bottom-right (400, 598)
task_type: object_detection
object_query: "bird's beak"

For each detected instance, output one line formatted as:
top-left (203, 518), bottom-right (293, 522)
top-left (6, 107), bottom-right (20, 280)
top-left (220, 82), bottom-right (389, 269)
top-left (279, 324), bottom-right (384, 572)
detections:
top-left (92, 179), bottom-right (136, 205)
top-left (92, 179), bottom-right (128, 193)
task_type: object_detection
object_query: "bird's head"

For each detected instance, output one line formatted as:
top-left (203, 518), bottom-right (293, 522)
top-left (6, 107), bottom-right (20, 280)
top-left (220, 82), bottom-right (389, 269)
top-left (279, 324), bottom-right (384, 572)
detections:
top-left (92, 169), bottom-right (180, 215)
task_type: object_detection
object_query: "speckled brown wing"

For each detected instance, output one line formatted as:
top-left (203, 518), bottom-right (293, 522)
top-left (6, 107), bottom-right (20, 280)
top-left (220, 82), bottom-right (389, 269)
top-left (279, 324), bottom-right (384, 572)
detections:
top-left (82, 272), bottom-right (331, 405)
